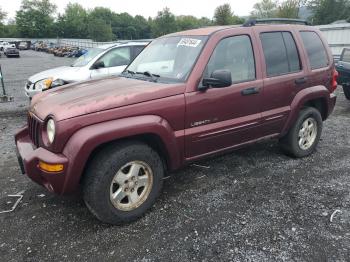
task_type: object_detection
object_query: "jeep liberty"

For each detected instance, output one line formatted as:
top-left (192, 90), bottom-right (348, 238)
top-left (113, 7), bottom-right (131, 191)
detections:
top-left (15, 19), bottom-right (337, 224)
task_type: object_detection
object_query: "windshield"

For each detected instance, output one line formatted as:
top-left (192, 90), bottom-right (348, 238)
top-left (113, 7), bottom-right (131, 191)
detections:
top-left (125, 36), bottom-right (208, 83)
top-left (71, 48), bottom-right (104, 67)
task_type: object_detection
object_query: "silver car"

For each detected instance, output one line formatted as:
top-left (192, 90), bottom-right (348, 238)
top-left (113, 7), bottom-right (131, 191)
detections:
top-left (25, 41), bottom-right (149, 98)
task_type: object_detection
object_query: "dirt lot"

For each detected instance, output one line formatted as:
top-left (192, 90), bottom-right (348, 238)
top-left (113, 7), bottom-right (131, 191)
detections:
top-left (0, 51), bottom-right (350, 262)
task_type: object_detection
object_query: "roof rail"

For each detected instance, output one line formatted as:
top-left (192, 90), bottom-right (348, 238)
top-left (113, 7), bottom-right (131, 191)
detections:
top-left (243, 18), bottom-right (310, 27)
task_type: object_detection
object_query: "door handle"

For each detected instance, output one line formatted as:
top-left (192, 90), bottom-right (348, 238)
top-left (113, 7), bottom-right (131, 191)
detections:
top-left (295, 77), bottom-right (307, 85)
top-left (241, 87), bottom-right (260, 96)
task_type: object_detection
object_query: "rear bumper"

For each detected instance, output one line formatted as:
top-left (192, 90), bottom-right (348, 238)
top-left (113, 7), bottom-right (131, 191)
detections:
top-left (15, 127), bottom-right (69, 194)
top-left (328, 92), bottom-right (337, 117)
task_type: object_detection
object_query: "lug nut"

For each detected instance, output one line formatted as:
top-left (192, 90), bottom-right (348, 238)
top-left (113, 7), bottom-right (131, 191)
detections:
top-left (131, 188), bottom-right (134, 192)
top-left (124, 188), bottom-right (129, 192)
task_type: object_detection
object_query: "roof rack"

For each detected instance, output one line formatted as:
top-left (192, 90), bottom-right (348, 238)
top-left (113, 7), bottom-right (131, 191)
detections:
top-left (243, 18), bottom-right (310, 27)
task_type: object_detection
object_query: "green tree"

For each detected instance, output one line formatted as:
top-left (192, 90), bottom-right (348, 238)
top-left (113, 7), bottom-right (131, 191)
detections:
top-left (15, 0), bottom-right (56, 38)
top-left (176, 15), bottom-right (200, 30)
top-left (214, 3), bottom-right (244, 25)
top-left (112, 12), bottom-right (136, 39)
top-left (151, 7), bottom-right (177, 37)
top-left (0, 7), bottom-right (7, 37)
top-left (277, 0), bottom-right (302, 18)
top-left (88, 18), bottom-right (114, 41)
top-left (308, 0), bottom-right (350, 25)
top-left (88, 7), bottom-right (115, 41)
top-left (57, 3), bottom-right (88, 38)
top-left (251, 0), bottom-right (278, 18)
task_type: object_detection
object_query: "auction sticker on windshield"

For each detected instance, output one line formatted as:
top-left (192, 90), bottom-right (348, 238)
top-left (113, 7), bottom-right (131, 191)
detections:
top-left (177, 38), bottom-right (202, 47)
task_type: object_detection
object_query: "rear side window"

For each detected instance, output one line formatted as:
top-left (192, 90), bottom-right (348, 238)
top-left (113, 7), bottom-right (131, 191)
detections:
top-left (300, 31), bottom-right (329, 69)
top-left (341, 49), bottom-right (350, 63)
top-left (260, 32), bottom-right (301, 77)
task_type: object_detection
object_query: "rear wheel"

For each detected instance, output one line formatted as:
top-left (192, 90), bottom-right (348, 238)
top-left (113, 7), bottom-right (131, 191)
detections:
top-left (280, 107), bottom-right (322, 158)
top-left (83, 141), bottom-right (164, 225)
top-left (343, 84), bottom-right (350, 100)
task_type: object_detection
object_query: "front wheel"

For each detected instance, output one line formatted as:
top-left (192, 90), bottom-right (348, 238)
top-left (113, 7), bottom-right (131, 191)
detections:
top-left (83, 141), bottom-right (164, 225)
top-left (280, 107), bottom-right (322, 158)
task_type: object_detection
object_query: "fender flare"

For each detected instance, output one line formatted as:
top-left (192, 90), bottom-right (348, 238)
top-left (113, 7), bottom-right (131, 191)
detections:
top-left (61, 115), bottom-right (183, 193)
top-left (281, 85), bottom-right (330, 135)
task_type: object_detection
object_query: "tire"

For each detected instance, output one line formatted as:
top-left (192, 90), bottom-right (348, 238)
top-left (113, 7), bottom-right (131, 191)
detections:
top-left (343, 84), bottom-right (350, 100)
top-left (83, 141), bottom-right (164, 225)
top-left (279, 107), bottom-right (323, 158)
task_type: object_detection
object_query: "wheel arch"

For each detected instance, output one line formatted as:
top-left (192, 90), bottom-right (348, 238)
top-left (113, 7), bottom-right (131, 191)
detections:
top-left (61, 115), bottom-right (183, 194)
top-left (281, 86), bottom-right (331, 136)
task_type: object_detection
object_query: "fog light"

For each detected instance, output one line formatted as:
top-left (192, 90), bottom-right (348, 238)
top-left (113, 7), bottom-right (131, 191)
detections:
top-left (39, 161), bottom-right (64, 173)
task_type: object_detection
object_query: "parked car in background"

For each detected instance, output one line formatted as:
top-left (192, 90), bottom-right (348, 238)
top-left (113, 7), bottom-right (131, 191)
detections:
top-left (19, 42), bottom-right (28, 50)
top-left (335, 48), bottom-right (350, 99)
top-left (4, 47), bottom-right (20, 58)
top-left (16, 20), bottom-right (337, 224)
top-left (25, 41), bottom-right (150, 98)
top-left (0, 42), bottom-right (15, 51)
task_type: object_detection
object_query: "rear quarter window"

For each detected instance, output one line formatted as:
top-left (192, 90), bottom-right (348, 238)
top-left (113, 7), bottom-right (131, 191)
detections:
top-left (300, 31), bottom-right (329, 70)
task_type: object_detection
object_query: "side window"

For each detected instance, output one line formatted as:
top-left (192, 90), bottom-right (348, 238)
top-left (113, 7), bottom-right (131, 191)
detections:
top-left (132, 46), bottom-right (145, 60)
top-left (260, 32), bottom-right (301, 77)
top-left (341, 49), bottom-right (350, 63)
top-left (205, 35), bottom-right (256, 84)
top-left (300, 31), bottom-right (329, 69)
top-left (98, 47), bottom-right (131, 68)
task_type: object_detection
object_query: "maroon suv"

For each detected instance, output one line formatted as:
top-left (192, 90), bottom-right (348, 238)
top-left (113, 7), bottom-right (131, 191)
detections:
top-left (15, 19), bottom-right (337, 224)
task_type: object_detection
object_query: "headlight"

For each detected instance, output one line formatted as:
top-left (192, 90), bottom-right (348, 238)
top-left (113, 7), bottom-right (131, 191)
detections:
top-left (46, 118), bottom-right (55, 144)
top-left (35, 78), bottom-right (53, 90)
top-left (35, 78), bottom-right (66, 91)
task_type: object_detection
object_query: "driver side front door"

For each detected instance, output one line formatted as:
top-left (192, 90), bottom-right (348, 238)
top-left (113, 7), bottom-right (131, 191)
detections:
top-left (185, 34), bottom-right (263, 159)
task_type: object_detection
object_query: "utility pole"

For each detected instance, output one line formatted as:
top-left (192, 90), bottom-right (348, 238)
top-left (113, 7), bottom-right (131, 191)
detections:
top-left (0, 64), bottom-right (14, 103)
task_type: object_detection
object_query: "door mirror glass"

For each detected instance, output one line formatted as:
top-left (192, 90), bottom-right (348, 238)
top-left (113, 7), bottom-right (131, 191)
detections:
top-left (93, 60), bottom-right (105, 69)
top-left (202, 69), bottom-right (232, 89)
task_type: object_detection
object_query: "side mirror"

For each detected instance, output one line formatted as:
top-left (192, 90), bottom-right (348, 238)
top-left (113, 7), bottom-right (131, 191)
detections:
top-left (200, 69), bottom-right (232, 91)
top-left (92, 61), bottom-right (105, 69)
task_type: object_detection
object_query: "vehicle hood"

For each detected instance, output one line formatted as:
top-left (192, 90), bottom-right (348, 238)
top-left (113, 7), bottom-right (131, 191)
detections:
top-left (28, 66), bottom-right (81, 84)
top-left (31, 77), bottom-right (185, 121)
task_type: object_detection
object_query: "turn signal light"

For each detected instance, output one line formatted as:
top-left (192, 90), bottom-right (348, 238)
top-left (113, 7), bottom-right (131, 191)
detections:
top-left (39, 161), bottom-right (64, 173)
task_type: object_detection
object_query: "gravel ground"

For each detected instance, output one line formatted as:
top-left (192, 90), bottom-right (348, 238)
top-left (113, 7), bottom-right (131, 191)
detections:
top-left (0, 51), bottom-right (350, 261)
top-left (0, 50), bottom-right (74, 115)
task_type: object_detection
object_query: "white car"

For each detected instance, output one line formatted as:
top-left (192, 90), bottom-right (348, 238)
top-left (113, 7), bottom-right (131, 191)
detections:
top-left (0, 42), bottom-right (16, 51)
top-left (25, 41), bottom-right (150, 98)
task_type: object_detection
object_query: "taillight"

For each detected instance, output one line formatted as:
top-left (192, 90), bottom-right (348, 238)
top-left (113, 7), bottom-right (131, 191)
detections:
top-left (331, 69), bottom-right (338, 93)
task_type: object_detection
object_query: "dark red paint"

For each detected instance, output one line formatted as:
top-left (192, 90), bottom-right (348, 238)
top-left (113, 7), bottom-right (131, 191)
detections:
top-left (15, 24), bottom-right (337, 194)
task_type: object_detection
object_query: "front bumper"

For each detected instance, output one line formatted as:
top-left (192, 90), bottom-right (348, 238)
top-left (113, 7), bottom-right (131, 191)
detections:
top-left (15, 127), bottom-right (69, 194)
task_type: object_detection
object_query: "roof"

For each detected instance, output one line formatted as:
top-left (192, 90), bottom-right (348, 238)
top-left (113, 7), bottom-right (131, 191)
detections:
top-left (162, 23), bottom-right (314, 38)
top-left (164, 26), bottom-right (237, 37)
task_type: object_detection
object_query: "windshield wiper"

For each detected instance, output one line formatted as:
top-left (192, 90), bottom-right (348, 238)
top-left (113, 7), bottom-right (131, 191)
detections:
top-left (136, 71), bottom-right (160, 82)
top-left (125, 70), bottom-right (135, 75)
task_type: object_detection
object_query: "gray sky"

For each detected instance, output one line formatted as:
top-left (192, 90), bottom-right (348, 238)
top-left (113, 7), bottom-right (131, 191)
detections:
top-left (0, 0), bottom-right (257, 20)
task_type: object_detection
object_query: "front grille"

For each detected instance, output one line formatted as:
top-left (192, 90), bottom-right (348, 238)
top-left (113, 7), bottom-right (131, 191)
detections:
top-left (28, 113), bottom-right (41, 147)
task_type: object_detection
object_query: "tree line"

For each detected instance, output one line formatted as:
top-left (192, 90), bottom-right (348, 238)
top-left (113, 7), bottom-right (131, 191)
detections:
top-left (0, 0), bottom-right (349, 41)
